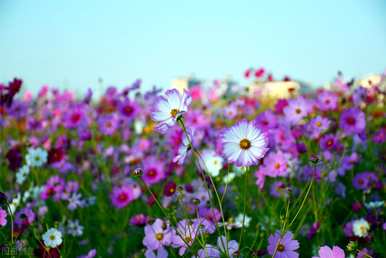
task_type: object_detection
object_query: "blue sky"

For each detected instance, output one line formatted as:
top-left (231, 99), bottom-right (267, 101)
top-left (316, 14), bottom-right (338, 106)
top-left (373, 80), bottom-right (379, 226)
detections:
top-left (1, 0), bottom-right (385, 95)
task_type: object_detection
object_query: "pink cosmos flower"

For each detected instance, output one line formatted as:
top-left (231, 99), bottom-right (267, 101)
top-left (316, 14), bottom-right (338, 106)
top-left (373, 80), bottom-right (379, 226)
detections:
top-left (111, 184), bottom-right (141, 209)
top-left (312, 245), bottom-right (345, 258)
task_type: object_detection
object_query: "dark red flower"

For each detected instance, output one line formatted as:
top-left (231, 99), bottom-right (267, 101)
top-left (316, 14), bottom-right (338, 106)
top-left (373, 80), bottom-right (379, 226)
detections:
top-left (163, 181), bottom-right (177, 197)
top-left (5, 145), bottom-right (23, 171)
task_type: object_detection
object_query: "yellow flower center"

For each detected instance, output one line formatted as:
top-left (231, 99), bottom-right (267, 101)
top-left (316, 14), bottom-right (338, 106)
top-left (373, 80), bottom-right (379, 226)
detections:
top-left (49, 234), bottom-right (56, 240)
top-left (316, 121), bottom-right (322, 127)
top-left (155, 233), bottom-right (164, 241)
top-left (239, 139), bottom-right (251, 150)
top-left (277, 243), bottom-right (285, 252)
top-left (170, 109), bottom-right (179, 118)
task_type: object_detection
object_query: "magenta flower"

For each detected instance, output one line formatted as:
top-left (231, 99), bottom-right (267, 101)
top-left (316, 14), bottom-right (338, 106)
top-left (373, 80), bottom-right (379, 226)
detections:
top-left (267, 231), bottom-right (299, 258)
top-left (64, 106), bottom-right (86, 129)
top-left (339, 108), bottom-right (366, 135)
top-left (119, 99), bottom-right (139, 119)
top-left (111, 184), bottom-right (140, 208)
top-left (142, 157), bottom-right (165, 185)
top-left (312, 245), bottom-right (345, 258)
top-left (0, 208), bottom-right (7, 227)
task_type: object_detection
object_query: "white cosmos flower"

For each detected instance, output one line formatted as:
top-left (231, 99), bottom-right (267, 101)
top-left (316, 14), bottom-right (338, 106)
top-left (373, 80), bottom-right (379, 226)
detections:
top-left (16, 165), bottom-right (30, 185)
top-left (200, 149), bottom-right (223, 177)
top-left (151, 89), bottom-right (192, 133)
top-left (234, 213), bottom-right (251, 228)
top-left (222, 120), bottom-right (268, 167)
top-left (42, 228), bottom-right (63, 248)
top-left (26, 147), bottom-right (47, 167)
top-left (352, 218), bottom-right (370, 237)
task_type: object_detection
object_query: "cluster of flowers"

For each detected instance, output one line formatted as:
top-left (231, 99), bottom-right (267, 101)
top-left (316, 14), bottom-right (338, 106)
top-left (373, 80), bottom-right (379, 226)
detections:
top-left (0, 70), bottom-right (385, 257)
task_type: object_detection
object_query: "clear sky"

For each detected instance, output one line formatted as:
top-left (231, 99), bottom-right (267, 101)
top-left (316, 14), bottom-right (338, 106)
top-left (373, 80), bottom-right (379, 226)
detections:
top-left (1, 0), bottom-right (385, 95)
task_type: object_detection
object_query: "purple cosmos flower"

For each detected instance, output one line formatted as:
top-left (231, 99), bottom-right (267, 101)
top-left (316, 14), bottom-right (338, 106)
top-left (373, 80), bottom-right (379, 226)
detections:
top-left (172, 219), bottom-right (198, 255)
top-left (317, 91), bottom-right (338, 111)
top-left (143, 219), bottom-right (173, 251)
top-left (270, 181), bottom-right (289, 198)
top-left (319, 134), bottom-right (338, 151)
top-left (64, 106), bottom-right (86, 129)
top-left (217, 236), bottom-right (239, 257)
top-left (119, 99), bottom-right (139, 119)
top-left (352, 172), bottom-right (378, 191)
top-left (15, 207), bottom-right (36, 226)
top-left (222, 120), bottom-right (268, 167)
top-left (145, 248), bottom-right (168, 258)
top-left (0, 208), bottom-right (7, 226)
top-left (196, 245), bottom-right (221, 258)
top-left (262, 151), bottom-right (290, 177)
top-left (307, 116), bottom-right (330, 139)
top-left (98, 114), bottom-right (119, 136)
top-left (267, 231), bottom-right (299, 258)
top-left (283, 97), bottom-right (311, 124)
top-left (312, 245), bottom-right (345, 258)
top-left (151, 89), bottom-right (192, 133)
top-left (339, 108), bottom-right (366, 135)
top-left (142, 157), bottom-right (165, 185)
top-left (254, 110), bottom-right (278, 132)
top-left (130, 214), bottom-right (148, 226)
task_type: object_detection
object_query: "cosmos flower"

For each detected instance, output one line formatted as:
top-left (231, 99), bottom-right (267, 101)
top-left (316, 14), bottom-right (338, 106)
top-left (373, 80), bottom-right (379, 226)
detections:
top-left (0, 208), bottom-right (7, 226)
top-left (234, 213), bottom-right (251, 228)
top-left (307, 116), bottom-right (330, 138)
top-left (312, 245), bottom-right (345, 258)
top-left (142, 157), bottom-right (165, 185)
top-left (67, 219), bottom-right (84, 236)
top-left (222, 120), bottom-right (268, 167)
top-left (26, 147), bottom-right (48, 167)
top-left (143, 219), bottom-right (173, 251)
top-left (119, 99), bottom-right (139, 119)
top-left (173, 129), bottom-right (194, 165)
top-left (319, 134), bottom-right (338, 151)
top-left (111, 184), bottom-right (140, 208)
top-left (262, 151), bottom-right (290, 177)
top-left (16, 165), bottom-right (30, 185)
top-left (151, 89), bottom-right (192, 133)
top-left (64, 106), bottom-right (86, 129)
top-left (267, 231), bottom-right (299, 258)
top-left (254, 110), bottom-right (278, 132)
top-left (270, 181), bottom-right (289, 198)
top-left (317, 91), bottom-right (338, 111)
top-left (199, 149), bottom-right (223, 177)
top-left (196, 245), bottom-right (221, 258)
top-left (42, 228), bottom-right (63, 248)
top-left (172, 219), bottom-right (198, 255)
top-left (217, 236), bottom-right (239, 257)
top-left (283, 97), bottom-right (311, 124)
top-left (97, 114), bottom-right (119, 136)
top-left (352, 218), bottom-right (370, 237)
top-left (339, 108), bottom-right (366, 135)
top-left (352, 172), bottom-right (378, 191)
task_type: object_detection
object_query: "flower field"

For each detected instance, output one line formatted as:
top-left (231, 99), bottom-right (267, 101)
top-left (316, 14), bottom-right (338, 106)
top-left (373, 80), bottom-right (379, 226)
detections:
top-left (0, 72), bottom-right (385, 258)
